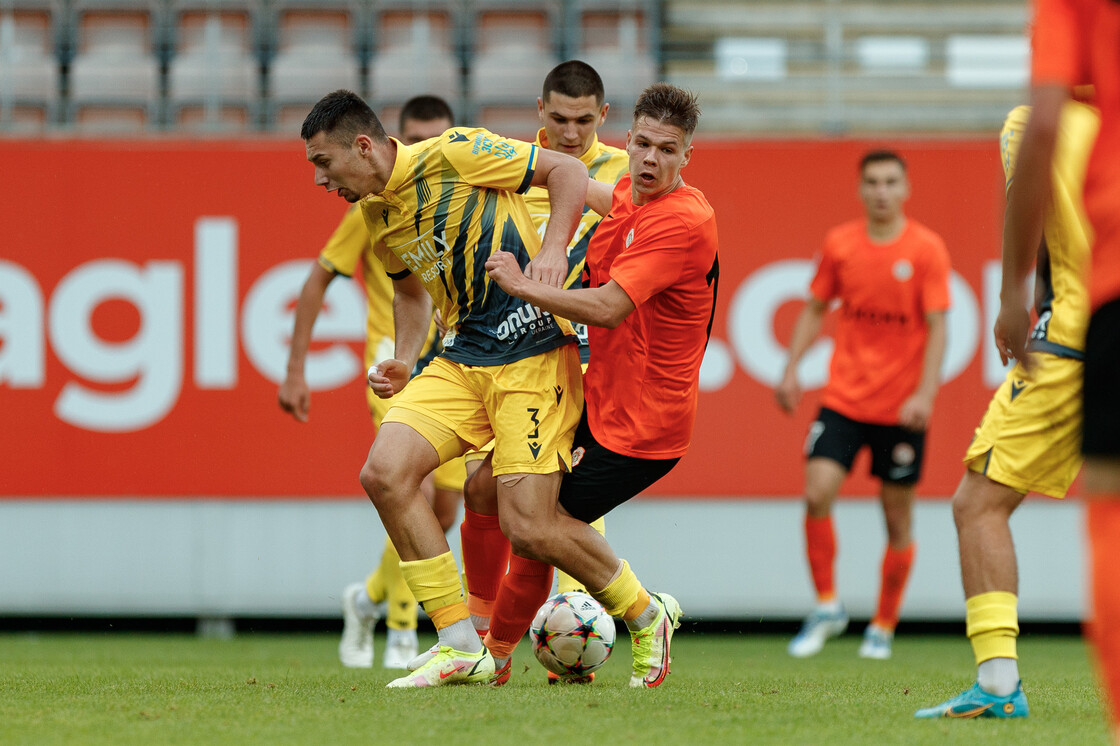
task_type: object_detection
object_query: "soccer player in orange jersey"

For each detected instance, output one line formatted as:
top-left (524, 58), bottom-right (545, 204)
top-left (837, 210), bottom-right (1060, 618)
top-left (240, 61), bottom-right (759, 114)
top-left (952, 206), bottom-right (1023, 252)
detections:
top-left (981, 0), bottom-right (1120, 732)
top-left (478, 83), bottom-right (718, 688)
top-left (775, 151), bottom-right (950, 661)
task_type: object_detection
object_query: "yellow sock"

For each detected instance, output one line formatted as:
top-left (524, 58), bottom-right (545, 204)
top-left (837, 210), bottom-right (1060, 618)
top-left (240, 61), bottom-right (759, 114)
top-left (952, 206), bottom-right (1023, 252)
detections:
top-left (399, 551), bottom-right (468, 630)
top-left (590, 559), bottom-right (644, 619)
top-left (363, 539), bottom-right (391, 604)
top-left (378, 540), bottom-right (419, 631)
top-left (558, 517), bottom-right (606, 594)
top-left (966, 591), bottom-right (1019, 664)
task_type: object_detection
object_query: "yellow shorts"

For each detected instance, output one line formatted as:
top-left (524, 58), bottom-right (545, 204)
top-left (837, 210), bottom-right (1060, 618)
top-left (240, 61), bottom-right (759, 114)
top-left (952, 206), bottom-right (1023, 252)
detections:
top-left (432, 456), bottom-right (467, 492)
top-left (370, 389), bottom-right (466, 492)
top-left (461, 362), bottom-right (585, 465)
top-left (964, 353), bottom-right (1083, 498)
top-left (383, 345), bottom-right (583, 477)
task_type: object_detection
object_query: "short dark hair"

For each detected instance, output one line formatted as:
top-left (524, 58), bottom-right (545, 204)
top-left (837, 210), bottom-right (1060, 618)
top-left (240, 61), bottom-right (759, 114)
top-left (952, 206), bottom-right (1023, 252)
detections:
top-left (633, 83), bottom-right (701, 138)
top-left (860, 150), bottom-right (907, 174)
top-left (542, 60), bottom-right (605, 105)
top-left (399, 95), bottom-right (455, 132)
top-left (301, 89), bottom-right (388, 145)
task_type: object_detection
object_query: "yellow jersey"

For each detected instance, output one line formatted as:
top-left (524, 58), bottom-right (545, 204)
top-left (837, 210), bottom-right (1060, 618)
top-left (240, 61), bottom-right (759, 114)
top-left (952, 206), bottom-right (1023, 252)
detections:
top-left (360, 128), bottom-right (576, 366)
top-left (523, 129), bottom-right (629, 362)
top-left (1000, 102), bottom-right (1098, 358)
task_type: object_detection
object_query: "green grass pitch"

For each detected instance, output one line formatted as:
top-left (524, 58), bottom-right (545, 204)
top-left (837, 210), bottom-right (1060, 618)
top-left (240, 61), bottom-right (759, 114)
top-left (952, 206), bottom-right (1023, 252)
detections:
top-left (1, 628), bottom-right (1110, 745)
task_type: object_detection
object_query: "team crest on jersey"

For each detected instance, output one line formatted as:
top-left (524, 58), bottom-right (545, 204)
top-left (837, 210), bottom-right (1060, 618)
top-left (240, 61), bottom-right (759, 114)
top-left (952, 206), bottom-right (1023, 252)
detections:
top-left (892, 259), bottom-right (913, 281)
top-left (892, 442), bottom-right (916, 466)
top-left (625, 228), bottom-right (635, 248)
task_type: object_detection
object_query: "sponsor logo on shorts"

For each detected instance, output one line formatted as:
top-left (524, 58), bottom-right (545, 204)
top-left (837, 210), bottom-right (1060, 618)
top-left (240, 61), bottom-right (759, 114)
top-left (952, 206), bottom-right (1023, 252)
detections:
top-left (804, 420), bottom-right (825, 456)
top-left (554, 385), bottom-right (563, 404)
top-left (571, 446), bottom-right (585, 467)
top-left (1010, 379), bottom-right (1026, 401)
top-left (892, 442), bottom-right (916, 467)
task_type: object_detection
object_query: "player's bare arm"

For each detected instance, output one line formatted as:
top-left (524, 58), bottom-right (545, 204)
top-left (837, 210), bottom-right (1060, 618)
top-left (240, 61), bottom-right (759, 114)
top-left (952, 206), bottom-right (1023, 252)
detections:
top-left (486, 251), bottom-right (634, 328)
top-left (279, 261), bottom-right (337, 422)
top-left (898, 310), bottom-right (947, 431)
top-left (996, 83), bottom-right (1067, 368)
top-left (368, 270), bottom-right (432, 399)
top-left (524, 148), bottom-right (588, 287)
top-left (775, 297), bottom-right (828, 414)
top-left (585, 179), bottom-right (613, 217)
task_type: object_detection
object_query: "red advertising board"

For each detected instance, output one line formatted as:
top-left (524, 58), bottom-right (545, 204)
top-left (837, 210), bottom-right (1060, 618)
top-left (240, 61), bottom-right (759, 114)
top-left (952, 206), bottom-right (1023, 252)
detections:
top-left (0, 137), bottom-right (1008, 498)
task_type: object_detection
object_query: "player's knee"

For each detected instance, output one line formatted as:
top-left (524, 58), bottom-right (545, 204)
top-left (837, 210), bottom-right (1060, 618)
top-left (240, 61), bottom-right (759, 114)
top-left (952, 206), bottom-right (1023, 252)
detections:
top-left (463, 469), bottom-right (498, 515)
top-left (499, 515), bottom-right (551, 563)
top-left (359, 454), bottom-right (403, 508)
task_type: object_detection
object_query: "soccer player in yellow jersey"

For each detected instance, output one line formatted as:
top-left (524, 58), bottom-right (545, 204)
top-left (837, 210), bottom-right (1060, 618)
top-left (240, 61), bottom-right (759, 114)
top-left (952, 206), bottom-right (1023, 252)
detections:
top-left (279, 96), bottom-right (462, 670)
top-left (301, 89), bottom-right (591, 687)
top-left (458, 62), bottom-right (629, 676)
top-left (916, 101), bottom-right (1098, 718)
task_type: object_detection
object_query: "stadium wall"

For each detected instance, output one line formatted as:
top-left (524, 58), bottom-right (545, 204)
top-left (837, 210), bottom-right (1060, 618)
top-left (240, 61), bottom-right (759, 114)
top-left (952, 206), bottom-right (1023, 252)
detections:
top-left (0, 138), bottom-right (1087, 621)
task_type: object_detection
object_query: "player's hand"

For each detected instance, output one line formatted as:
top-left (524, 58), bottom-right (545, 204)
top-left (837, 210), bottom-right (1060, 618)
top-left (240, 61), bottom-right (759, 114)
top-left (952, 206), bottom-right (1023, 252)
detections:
top-left (433, 308), bottom-right (448, 336)
top-left (526, 245), bottom-right (567, 288)
top-left (485, 251), bottom-right (527, 297)
top-left (278, 374), bottom-right (311, 422)
top-left (367, 359), bottom-right (411, 399)
top-left (993, 295), bottom-right (1033, 371)
top-left (898, 392), bottom-right (934, 432)
top-left (774, 373), bottom-right (801, 414)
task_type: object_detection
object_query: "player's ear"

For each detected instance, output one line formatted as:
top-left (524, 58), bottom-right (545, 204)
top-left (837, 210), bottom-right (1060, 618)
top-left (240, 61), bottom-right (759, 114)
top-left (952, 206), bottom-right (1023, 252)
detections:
top-left (680, 144), bottom-right (694, 169)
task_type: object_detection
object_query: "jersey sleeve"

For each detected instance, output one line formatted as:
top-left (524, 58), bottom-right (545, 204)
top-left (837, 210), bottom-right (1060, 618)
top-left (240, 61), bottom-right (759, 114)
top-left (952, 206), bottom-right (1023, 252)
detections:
top-left (1030, 0), bottom-right (1088, 87)
top-left (608, 210), bottom-right (690, 307)
top-left (808, 235), bottom-right (838, 302)
top-left (920, 236), bottom-right (953, 314)
top-left (441, 127), bottom-right (539, 195)
top-left (317, 206), bottom-right (367, 277)
top-left (999, 105), bottom-right (1032, 194)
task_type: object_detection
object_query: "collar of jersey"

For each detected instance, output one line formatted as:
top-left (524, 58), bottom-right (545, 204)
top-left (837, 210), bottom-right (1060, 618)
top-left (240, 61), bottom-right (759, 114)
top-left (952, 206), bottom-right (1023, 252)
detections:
top-left (362, 136), bottom-right (413, 216)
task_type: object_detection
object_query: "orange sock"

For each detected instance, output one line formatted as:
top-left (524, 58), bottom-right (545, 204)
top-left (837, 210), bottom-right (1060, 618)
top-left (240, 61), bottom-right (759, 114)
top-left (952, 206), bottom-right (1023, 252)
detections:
top-left (872, 543), bottom-right (915, 629)
top-left (1088, 499), bottom-right (1120, 725)
top-left (460, 508), bottom-right (510, 606)
top-left (485, 553), bottom-right (554, 659)
top-left (805, 515), bottom-right (837, 602)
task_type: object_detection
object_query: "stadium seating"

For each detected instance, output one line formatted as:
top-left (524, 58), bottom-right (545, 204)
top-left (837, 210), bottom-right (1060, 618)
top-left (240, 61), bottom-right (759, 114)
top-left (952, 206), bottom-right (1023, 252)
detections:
top-left (0, 0), bottom-right (1040, 136)
top-left (268, 1), bottom-right (364, 133)
top-left (564, 0), bottom-right (657, 128)
top-left (367, 1), bottom-right (461, 115)
top-left (468, 0), bottom-right (561, 133)
top-left (67, 0), bottom-right (161, 132)
top-left (166, 0), bottom-right (263, 132)
top-left (0, 2), bottom-right (60, 130)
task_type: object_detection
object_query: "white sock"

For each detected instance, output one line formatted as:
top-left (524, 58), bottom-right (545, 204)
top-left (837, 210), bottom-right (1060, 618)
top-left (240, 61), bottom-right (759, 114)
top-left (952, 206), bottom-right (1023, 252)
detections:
top-left (626, 598), bottom-right (659, 632)
top-left (438, 618), bottom-right (484, 653)
top-left (470, 614), bottom-right (491, 634)
top-left (818, 599), bottom-right (844, 615)
top-left (386, 627), bottom-right (417, 646)
top-left (353, 586), bottom-right (381, 620)
top-left (977, 657), bottom-right (1020, 697)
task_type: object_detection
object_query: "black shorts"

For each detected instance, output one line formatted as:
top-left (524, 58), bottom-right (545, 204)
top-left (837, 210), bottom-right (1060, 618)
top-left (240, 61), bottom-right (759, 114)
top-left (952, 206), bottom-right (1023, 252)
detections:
top-left (1083, 298), bottom-right (1120, 457)
top-left (557, 410), bottom-right (680, 523)
top-left (805, 407), bottom-right (926, 485)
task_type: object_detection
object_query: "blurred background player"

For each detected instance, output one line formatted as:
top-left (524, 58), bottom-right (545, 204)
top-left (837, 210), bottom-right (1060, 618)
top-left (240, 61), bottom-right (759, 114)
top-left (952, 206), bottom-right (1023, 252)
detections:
top-left (477, 83), bottom-right (715, 688)
top-left (457, 60), bottom-right (629, 682)
top-left (986, 0), bottom-right (1120, 732)
top-left (775, 150), bottom-right (950, 660)
top-left (279, 95), bottom-right (463, 670)
top-left (915, 100), bottom-right (1097, 720)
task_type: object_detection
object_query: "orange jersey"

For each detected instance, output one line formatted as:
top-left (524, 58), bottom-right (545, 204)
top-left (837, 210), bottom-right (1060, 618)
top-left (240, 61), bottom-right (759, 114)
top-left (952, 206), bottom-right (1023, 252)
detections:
top-left (810, 219), bottom-right (951, 425)
top-left (583, 174), bottom-right (719, 459)
top-left (1031, 0), bottom-right (1120, 309)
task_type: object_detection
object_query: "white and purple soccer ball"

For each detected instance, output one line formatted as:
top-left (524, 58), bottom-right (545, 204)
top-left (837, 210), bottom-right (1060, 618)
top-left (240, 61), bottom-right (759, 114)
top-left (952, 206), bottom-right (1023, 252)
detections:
top-left (529, 591), bottom-right (616, 676)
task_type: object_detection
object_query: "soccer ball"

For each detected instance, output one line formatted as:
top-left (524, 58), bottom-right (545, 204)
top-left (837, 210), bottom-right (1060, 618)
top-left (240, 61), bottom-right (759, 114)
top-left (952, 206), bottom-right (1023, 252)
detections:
top-left (529, 591), bottom-right (615, 676)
